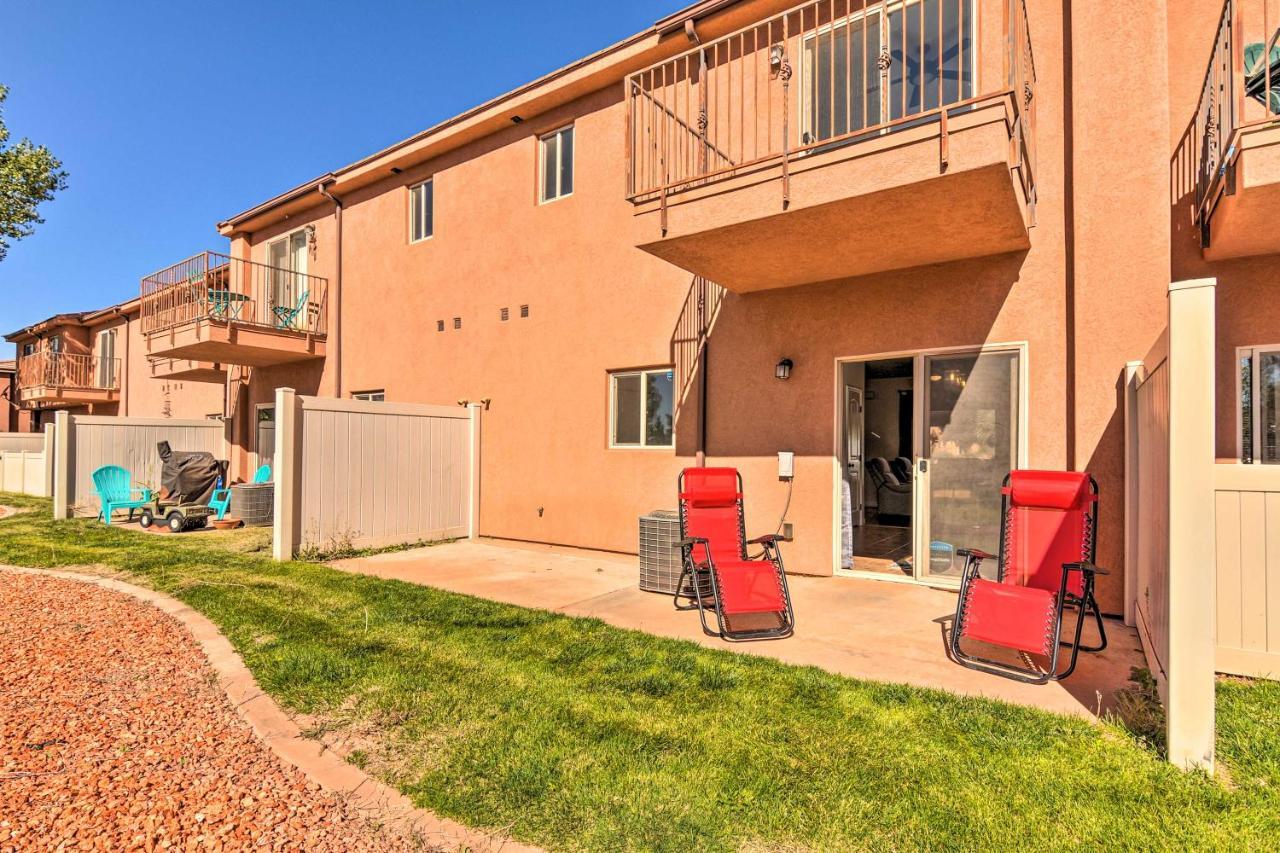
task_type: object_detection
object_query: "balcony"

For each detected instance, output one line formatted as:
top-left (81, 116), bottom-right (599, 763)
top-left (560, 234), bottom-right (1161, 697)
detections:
top-left (1190, 0), bottom-right (1280, 260)
top-left (626, 0), bottom-right (1037, 291)
top-left (17, 350), bottom-right (119, 407)
top-left (140, 252), bottom-right (327, 367)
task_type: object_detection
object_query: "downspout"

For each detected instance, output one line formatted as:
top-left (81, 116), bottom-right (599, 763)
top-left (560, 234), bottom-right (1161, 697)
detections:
top-left (317, 180), bottom-right (343, 399)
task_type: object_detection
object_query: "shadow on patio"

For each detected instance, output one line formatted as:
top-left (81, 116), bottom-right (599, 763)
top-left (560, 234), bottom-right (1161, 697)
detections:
top-left (332, 539), bottom-right (1145, 720)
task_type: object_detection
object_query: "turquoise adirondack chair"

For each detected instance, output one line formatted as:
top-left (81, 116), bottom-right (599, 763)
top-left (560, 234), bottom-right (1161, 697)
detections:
top-left (208, 464), bottom-right (271, 521)
top-left (92, 465), bottom-right (152, 525)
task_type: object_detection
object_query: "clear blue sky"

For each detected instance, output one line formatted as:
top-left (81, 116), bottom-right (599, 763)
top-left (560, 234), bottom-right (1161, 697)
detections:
top-left (0, 0), bottom-right (678, 338)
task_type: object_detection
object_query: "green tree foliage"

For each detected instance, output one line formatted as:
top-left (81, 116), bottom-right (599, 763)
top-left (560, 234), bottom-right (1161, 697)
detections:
top-left (0, 84), bottom-right (68, 261)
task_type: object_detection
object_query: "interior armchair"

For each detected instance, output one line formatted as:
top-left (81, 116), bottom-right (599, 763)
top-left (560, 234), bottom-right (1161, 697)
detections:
top-left (867, 457), bottom-right (912, 519)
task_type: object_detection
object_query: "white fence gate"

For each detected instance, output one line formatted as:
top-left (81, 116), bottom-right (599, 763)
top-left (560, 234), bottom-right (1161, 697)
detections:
top-left (272, 389), bottom-right (480, 558)
top-left (0, 430), bottom-right (52, 497)
top-left (53, 413), bottom-right (228, 518)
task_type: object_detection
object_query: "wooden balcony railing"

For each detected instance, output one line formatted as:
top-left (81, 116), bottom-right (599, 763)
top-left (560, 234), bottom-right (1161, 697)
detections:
top-left (626, 0), bottom-right (1036, 203)
top-left (18, 350), bottom-right (119, 392)
top-left (140, 251), bottom-right (328, 338)
top-left (1190, 0), bottom-right (1279, 235)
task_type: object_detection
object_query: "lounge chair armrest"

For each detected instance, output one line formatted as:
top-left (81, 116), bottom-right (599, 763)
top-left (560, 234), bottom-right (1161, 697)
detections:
top-left (747, 534), bottom-right (783, 545)
top-left (673, 536), bottom-right (708, 550)
top-left (957, 548), bottom-right (995, 562)
top-left (1063, 561), bottom-right (1108, 576)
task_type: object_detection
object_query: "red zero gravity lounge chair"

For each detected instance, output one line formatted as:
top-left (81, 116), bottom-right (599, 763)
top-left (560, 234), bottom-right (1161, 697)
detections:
top-left (674, 468), bottom-right (795, 641)
top-left (951, 470), bottom-right (1109, 684)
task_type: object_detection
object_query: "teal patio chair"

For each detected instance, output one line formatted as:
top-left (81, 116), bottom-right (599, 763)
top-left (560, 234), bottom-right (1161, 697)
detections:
top-left (208, 464), bottom-right (271, 520)
top-left (92, 465), bottom-right (152, 526)
top-left (272, 291), bottom-right (310, 330)
top-left (1245, 33), bottom-right (1280, 115)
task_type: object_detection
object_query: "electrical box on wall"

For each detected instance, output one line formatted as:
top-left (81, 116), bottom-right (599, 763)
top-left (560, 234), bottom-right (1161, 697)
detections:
top-left (777, 451), bottom-right (794, 479)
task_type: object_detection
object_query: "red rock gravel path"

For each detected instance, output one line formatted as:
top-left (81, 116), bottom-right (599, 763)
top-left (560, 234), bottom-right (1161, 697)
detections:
top-left (0, 571), bottom-right (417, 851)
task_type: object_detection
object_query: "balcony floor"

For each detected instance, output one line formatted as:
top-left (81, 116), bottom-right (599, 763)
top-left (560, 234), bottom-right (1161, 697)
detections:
top-left (145, 320), bottom-right (325, 368)
top-left (634, 99), bottom-right (1032, 291)
top-left (19, 386), bottom-right (118, 406)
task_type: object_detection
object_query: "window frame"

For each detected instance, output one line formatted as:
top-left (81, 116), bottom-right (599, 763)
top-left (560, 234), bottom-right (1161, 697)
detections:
top-left (408, 178), bottom-right (434, 243)
top-left (1237, 344), bottom-right (1280, 464)
top-left (608, 367), bottom-right (675, 450)
top-left (352, 390), bottom-right (386, 402)
top-left (267, 228), bottom-right (309, 275)
top-left (538, 125), bottom-right (575, 204)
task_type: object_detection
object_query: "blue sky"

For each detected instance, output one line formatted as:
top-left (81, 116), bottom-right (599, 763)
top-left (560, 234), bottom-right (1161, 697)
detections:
top-left (0, 0), bottom-right (678, 337)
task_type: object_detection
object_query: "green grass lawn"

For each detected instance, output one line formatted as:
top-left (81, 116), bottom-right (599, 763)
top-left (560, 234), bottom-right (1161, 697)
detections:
top-left (1, 492), bottom-right (1277, 850)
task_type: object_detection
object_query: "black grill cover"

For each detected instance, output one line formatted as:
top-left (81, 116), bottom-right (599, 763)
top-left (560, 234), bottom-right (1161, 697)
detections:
top-left (156, 441), bottom-right (227, 506)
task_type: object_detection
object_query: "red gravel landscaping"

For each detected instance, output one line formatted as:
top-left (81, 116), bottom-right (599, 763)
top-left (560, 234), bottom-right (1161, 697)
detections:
top-left (0, 570), bottom-right (418, 851)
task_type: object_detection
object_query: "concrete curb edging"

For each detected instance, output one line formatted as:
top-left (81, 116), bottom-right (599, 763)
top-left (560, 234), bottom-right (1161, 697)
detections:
top-left (0, 565), bottom-right (541, 853)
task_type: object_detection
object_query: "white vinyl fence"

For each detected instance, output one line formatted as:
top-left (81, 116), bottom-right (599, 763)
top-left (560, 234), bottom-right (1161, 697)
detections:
top-left (53, 413), bottom-right (228, 519)
top-left (272, 389), bottom-right (480, 558)
top-left (0, 429), bottom-right (52, 497)
top-left (1123, 279), bottom-right (1217, 771)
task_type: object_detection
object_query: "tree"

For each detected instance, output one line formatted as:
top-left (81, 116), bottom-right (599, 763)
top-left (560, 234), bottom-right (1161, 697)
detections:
top-left (0, 84), bottom-right (68, 262)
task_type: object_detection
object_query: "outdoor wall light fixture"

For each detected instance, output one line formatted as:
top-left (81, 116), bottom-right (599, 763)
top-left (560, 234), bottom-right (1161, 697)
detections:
top-left (770, 44), bottom-right (784, 70)
top-left (511, 115), bottom-right (524, 124)
top-left (775, 358), bottom-right (793, 380)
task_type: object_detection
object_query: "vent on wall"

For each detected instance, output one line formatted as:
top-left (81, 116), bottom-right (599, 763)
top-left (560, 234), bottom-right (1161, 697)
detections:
top-left (500, 307), bottom-right (509, 321)
top-left (453, 317), bottom-right (462, 329)
top-left (437, 320), bottom-right (444, 332)
top-left (520, 305), bottom-right (529, 318)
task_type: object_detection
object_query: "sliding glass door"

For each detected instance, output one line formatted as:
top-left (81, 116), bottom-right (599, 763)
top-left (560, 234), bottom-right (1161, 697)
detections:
top-left (916, 348), bottom-right (1021, 583)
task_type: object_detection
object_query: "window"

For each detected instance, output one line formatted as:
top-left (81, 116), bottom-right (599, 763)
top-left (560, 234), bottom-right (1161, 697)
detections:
top-left (48, 335), bottom-right (62, 353)
top-left (1240, 346), bottom-right (1280, 463)
top-left (353, 390), bottom-right (386, 402)
top-left (453, 317), bottom-right (461, 329)
top-left (410, 179), bottom-right (434, 242)
top-left (21, 343), bottom-right (34, 357)
top-left (610, 368), bottom-right (674, 448)
top-left (95, 329), bottom-right (117, 389)
top-left (539, 126), bottom-right (574, 202)
top-left (520, 304), bottom-right (530, 318)
top-left (500, 307), bottom-right (509, 321)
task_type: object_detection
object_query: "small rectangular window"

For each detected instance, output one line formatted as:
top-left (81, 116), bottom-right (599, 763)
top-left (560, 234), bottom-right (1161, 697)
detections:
top-left (353, 390), bottom-right (386, 402)
top-left (410, 179), bottom-right (434, 242)
top-left (539, 126), bottom-right (574, 203)
top-left (1240, 345), bottom-right (1280, 464)
top-left (500, 307), bottom-right (509, 321)
top-left (610, 368), bottom-right (674, 448)
top-left (21, 343), bottom-right (34, 357)
top-left (453, 317), bottom-right (461, 329)
top-left (520, 305), bottom-right (529, 318)
top-left (437, 320), bottom-right (445, 332)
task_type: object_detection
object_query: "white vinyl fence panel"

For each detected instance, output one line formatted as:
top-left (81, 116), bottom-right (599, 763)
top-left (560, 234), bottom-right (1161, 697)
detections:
top-left (0, 450), bottom-right (47, 496)
top-left (0, 433), bottom-right (43, 453)
top-left (291, 396), bottom-right (475, 553)
top-left (1132, 355), bottom-right (1170, 691)
top-left (57, 415), bottom-right (227, 518)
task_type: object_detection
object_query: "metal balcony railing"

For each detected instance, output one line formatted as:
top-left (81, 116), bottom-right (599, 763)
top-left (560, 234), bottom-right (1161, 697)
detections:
top-left (1190, 0), bottom-right (1279, 232)
top-left (18, 350), bottom-right (119, 392)
top-left (626, 0), bottom-right (1036, 205)
top-left (140, 251), bottom-right (328, 338)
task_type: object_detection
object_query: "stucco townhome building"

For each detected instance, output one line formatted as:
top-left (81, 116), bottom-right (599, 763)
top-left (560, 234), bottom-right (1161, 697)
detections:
top-left (11, 0), bottom-right (1277, 619)
top-left (5, 301), bottom-right (224, 432)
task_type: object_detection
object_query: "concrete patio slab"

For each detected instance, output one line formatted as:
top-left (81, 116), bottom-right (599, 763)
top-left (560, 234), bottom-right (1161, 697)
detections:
top-left (332, 539), bottom-right (1146, 720)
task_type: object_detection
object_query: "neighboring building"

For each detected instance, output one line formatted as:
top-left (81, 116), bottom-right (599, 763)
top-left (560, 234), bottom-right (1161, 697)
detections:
top-left (4, 298), bottom-right (225, 432)
top-left (0, 360), bottom-right (17, 432)
top-left (70, 0), bottom-right (1279, 614)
